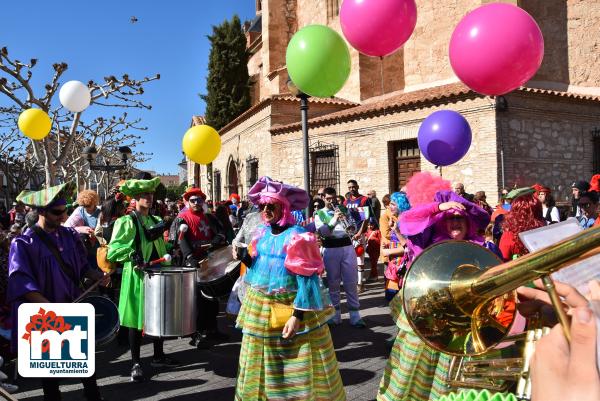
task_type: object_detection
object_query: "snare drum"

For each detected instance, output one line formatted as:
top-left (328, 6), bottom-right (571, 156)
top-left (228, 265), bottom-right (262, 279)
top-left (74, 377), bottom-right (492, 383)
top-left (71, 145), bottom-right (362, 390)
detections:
top-left (196, 246), bottom-right (241, 299)
top-left (79, 295), bottom-right (120, 347)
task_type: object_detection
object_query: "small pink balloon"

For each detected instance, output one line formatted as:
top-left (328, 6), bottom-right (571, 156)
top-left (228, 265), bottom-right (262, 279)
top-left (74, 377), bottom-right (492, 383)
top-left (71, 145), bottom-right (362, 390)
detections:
top-left (340, 0), bottom-right (417, 57)
top-left (449, 3), bottom-right (544, 96)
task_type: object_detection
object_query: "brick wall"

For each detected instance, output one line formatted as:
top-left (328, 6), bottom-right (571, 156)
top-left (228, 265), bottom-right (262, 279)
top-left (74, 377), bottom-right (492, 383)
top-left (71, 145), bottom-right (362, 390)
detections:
top-left (271, 96), bottom-right (500, 204)
top-left (523, 0), bottom-right (600, 95)
top-left (498, 92), bottom-right (600, 203)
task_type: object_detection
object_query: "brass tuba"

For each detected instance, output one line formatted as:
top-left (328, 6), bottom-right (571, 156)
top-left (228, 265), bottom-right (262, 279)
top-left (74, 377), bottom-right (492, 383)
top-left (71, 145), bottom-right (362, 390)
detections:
top-left (401, 225), bottom-right (600, 397)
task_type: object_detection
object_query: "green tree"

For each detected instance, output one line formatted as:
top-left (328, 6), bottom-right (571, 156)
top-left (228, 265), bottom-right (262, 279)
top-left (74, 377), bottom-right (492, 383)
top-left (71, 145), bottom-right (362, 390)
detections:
top-left (201, 15), bottom-right (251, 130)
top-left (165, 182), bottom-right (187, 200)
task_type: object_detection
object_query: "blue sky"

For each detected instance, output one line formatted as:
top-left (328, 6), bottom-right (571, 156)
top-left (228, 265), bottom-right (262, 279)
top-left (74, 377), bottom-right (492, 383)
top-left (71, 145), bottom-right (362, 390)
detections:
top-left (0, 0), bottom-right (256, 174)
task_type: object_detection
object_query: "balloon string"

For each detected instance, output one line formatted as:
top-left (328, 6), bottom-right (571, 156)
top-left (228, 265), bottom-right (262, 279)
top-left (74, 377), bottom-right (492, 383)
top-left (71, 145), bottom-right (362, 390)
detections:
top-left (380, 56), bottom-right (385, 116)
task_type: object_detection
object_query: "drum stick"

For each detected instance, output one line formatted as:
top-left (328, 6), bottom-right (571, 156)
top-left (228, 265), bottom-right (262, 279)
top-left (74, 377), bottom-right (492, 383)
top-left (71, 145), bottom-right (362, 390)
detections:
top-left (148, 254), bottom-right (172, 266)
top-left (73, 269), bottom-right (116, 303)
top-left (178, 224), bottom-right (188, 241)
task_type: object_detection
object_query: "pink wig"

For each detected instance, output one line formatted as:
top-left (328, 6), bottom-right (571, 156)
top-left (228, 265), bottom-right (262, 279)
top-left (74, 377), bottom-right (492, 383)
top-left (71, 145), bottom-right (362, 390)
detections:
top-left (258, 192), bottom-right (296, 226)
top-left (405, 172), bottom-right (451, 206)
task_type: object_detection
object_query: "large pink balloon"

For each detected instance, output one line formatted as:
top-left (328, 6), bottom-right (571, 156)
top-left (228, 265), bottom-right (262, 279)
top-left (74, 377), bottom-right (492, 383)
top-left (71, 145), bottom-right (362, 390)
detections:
top-left (449, 3), bottom-right (544, 96)
top-left (340, 0), bottom-right (417, 57)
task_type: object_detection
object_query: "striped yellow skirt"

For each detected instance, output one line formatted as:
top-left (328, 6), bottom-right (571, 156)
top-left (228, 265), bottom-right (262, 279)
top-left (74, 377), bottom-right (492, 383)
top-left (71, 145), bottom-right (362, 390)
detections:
top-left (377, 295), bottom-right (452, 401)
top-left (235, 287), bottom-right (346, 401)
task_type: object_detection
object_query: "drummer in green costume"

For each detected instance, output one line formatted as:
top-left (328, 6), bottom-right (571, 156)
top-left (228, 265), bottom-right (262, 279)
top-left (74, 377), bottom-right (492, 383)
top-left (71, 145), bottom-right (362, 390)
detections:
top-left (107, 177), bottom-right (179, 382)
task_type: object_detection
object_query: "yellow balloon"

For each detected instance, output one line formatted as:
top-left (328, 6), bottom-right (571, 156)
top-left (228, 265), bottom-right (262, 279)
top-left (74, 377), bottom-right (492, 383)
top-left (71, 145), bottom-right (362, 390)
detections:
top-left (182, 124), bottom-right (221, 165)
top-left (18, 108), bottom-right (52, 140)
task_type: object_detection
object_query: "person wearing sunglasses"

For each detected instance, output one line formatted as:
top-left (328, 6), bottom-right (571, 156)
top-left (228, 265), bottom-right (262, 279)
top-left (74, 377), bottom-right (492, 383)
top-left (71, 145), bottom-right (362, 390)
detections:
top-left (7, 182), bottom-right (109, 401)
top-left (235, 177), bottom-right (345, 401)
top-left (169, 186), bottom-right (228, 349)
top-left (576, 191), bottom-right (599, 229)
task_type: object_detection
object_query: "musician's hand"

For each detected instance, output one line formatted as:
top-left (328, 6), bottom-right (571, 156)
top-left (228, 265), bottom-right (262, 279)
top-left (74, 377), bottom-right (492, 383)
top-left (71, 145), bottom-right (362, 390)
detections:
top-left (282, 316), bottom-right (300, 339)
top-left (352, 232), bottom-right (362, 241)
top-left (333, 210), bottom-right (343, 220)
top-left (517, 280), bottom-right (589, 327)
top-left (588, 279), bottom-right (600, 301)
top-left (75, 226), bottom-right (95, 235)
top-left (530, 306), bottom-right (600, 401)
top-left (438, 201), bottom-right (465, 212)
top-left (232, 245), bottom-right (239, 260)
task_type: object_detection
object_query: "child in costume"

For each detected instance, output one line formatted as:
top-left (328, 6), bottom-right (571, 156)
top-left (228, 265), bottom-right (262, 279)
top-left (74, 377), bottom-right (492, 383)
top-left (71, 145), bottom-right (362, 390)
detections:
top-left (381, 192), bottom-right (411, 301)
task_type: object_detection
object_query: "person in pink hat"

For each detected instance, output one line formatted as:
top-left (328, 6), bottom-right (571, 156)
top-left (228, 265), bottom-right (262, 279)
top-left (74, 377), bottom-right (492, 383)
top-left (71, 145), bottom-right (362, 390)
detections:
top-left (235, 176), bottom-right (345, 401)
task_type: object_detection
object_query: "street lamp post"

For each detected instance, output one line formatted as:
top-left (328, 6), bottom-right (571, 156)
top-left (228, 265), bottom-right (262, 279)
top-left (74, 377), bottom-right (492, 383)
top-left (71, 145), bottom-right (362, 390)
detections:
top-left (83, 145), bottom-right (132, 195)
top-left (286, 78), bottom-right (311, 198)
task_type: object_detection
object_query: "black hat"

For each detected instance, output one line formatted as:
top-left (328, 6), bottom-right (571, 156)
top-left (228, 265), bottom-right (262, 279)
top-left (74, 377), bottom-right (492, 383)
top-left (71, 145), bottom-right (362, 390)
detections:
top-left (571, 180), bottom-right (591, 192)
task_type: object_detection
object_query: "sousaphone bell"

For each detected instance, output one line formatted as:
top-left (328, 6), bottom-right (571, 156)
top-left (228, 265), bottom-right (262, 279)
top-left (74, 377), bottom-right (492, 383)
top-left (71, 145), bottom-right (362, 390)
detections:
top-left (402, 225), bottom-right (600, 395)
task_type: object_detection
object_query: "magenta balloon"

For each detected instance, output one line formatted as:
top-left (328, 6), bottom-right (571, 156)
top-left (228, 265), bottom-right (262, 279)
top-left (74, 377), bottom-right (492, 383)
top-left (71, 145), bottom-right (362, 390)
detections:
top-left (340, 0), bottom-right (417, 57)
top-left (449, 3), bottom-right (544, 96)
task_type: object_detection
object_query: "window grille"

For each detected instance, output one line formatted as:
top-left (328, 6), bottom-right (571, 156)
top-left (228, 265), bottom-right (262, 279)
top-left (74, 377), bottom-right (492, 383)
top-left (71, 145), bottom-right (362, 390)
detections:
top-left (310, 141), bottom-right (340, 195)
top-left (246, 157), bottom-right (259, 190)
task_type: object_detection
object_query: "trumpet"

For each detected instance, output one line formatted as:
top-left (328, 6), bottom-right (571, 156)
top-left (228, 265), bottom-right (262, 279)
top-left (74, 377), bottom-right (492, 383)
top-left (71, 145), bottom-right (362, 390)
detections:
top-left (333, 204), bottom-right (357, 238)
top-left (402, 225), bottom-right (600, 398)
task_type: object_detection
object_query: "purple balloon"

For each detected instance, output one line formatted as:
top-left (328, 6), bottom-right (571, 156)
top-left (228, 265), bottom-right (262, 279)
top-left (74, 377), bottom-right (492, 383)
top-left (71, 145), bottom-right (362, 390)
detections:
top-left (418, 110), bottom-right (472, 166)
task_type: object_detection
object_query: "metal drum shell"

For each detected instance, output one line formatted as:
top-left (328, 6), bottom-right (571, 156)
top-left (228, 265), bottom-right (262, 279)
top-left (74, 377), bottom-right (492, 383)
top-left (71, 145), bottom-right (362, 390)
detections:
top-left (144, 266), bottom-right (197, 337)
top-left (196, 246), bottom-right (242, 299)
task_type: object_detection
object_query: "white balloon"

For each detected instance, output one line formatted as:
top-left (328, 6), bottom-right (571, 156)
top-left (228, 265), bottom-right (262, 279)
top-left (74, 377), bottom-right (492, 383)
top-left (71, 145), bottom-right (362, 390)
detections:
top-left (59, 80), bottom-right (91, 112)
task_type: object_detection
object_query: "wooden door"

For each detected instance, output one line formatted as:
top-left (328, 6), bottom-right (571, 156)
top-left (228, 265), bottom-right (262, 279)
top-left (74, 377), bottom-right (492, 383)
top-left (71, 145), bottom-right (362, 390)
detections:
top-left (389, 139), bottom-right (420, 193)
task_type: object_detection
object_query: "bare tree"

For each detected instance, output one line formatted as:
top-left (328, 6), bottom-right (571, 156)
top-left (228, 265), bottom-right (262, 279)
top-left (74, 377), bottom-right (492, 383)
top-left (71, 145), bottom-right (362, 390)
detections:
top-left (0, 46), bottom-right (159, 189)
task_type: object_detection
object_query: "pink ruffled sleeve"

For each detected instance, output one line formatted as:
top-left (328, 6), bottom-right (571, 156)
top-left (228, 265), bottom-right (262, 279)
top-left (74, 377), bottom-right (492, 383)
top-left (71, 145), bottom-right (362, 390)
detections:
top-left (284, 232), bottom-right (324, 276)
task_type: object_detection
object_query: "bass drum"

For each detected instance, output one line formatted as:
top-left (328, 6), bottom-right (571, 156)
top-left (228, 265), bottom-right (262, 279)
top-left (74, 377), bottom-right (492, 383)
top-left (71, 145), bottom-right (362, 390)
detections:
top-left (80, 295), bottom-right (120, 347)
top-left (197, 246), bottom-right (241, 299)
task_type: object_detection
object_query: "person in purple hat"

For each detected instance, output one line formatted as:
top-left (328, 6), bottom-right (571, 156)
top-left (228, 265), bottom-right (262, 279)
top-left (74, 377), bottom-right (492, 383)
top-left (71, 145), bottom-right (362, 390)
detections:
top-left (378, 189), bottom-right (498, 401)
top-left (235, 177), bottom-right (345, 401)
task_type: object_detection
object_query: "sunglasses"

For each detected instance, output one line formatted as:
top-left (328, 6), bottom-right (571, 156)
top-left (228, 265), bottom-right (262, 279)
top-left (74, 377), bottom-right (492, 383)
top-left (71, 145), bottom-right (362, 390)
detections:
top-left (260, 203), bottom-right (276, 212)
top-left (47, 207), bottom-right (67, 216)
top-left (188, 197), bottom-right (202, 204)
top-left (447, 215), bottom-right (466, 222)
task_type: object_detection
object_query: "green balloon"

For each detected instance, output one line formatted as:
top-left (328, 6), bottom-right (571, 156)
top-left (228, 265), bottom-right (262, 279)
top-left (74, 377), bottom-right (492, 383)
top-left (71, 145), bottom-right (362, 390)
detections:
top-left (286, 25), bottom-right (351, 98)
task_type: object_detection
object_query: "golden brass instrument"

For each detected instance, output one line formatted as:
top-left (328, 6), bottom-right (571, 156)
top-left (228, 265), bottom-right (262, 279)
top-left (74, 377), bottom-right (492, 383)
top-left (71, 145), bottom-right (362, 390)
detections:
top-left (333, 204), bottom-right (357, 237)
top-left (402, 225), bottom-right (600, 397)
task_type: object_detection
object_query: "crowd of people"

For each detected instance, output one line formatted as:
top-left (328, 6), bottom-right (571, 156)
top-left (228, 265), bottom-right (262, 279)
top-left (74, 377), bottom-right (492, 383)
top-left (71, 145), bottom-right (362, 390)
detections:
top-left (0, 171), bottom-right (598, 401)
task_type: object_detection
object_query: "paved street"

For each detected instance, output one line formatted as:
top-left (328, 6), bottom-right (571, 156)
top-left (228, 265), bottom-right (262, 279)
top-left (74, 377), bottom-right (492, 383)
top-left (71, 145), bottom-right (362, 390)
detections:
top-left (13, 267), bottom-right (396, 401)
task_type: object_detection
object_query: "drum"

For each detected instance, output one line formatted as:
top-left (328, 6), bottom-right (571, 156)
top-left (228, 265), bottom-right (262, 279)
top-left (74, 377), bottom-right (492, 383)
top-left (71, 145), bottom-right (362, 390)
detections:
top-left (80, 295), bottom-right (119, 347)
top-left (144, 266), bottom-right (197, 337)
top-left (197, 245), bottom-right (241, 299)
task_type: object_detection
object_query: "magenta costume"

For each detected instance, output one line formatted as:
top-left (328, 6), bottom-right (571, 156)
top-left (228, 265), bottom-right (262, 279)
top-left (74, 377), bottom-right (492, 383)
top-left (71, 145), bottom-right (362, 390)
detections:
top-left (7, 226), bottom-right (92, 350)
top-left (399, 190), bottom-right (493, 259)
